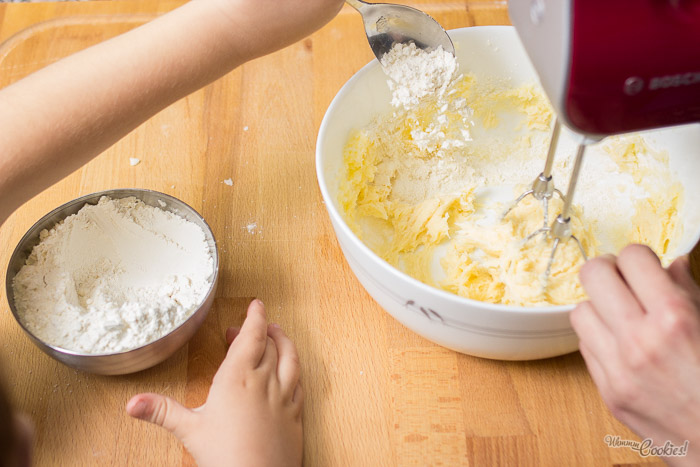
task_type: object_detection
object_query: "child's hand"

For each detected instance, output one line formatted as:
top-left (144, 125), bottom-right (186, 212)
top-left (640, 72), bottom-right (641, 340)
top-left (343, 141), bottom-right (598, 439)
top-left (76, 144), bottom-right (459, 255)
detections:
top-left (571, 245), bottom-right (700, 466)
top-left (208, 0), bottom-right (345, 61)
top-left (126, 300), bottom-right (303, 467)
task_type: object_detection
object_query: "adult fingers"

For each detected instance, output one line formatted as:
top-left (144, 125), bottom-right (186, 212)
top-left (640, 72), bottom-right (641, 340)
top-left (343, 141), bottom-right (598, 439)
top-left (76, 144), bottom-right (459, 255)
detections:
top-left (267, 324), bottom-right (301, 397)
top-left (579, 254), bottom-right (644, 331)
top-left (571, 303), bottom-right (626, 415)
top-left (225, 300), bottom-right (269, 368)
top-left (667, 256), bottom-right (699, 294)
top-left (570, 301), bottom-right (619, 369)
top-left (578, 341), bottom-right (612, 401)
top-left (126, 393), bottom-right (195, 442)
top-left (616, 245), bottom-right (682, 317)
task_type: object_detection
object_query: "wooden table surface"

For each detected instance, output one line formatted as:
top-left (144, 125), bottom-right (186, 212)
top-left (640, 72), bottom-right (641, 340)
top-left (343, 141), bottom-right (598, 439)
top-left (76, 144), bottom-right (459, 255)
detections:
top-left (0, 1), bottom-right (679, 466)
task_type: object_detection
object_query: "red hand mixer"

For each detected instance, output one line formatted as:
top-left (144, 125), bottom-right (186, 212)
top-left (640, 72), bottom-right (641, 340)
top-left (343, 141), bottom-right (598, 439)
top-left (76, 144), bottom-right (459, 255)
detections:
top-left (504, 0), bottom-right (700, 281)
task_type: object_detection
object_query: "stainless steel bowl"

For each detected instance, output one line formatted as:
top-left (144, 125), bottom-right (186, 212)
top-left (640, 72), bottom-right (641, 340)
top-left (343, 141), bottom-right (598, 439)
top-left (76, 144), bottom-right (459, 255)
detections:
top-left (5, 189), bottom-right (219, 375)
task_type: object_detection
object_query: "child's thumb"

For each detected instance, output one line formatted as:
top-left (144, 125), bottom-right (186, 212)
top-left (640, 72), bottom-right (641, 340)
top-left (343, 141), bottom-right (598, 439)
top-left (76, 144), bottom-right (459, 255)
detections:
top-left (126, 393), bottom-right (195, 439)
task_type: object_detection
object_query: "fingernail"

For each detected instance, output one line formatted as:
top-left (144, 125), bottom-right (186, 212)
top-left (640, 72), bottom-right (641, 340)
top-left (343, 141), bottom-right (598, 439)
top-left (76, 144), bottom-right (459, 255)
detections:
top-left (129, 399), bottom-right (147, 418)
top-left (271, 323), bottom-right (281, 329)
top-left (254, 299), bottom-right (264, 306)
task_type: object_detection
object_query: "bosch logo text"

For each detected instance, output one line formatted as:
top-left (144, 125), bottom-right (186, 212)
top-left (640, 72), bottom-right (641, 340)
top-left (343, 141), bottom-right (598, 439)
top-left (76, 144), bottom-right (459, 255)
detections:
top-left (649, 72), bottom-right (700, 90)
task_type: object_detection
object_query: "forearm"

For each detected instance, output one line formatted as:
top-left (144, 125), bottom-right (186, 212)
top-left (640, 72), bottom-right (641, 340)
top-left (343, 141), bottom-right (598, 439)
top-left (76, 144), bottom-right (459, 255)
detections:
top-left (0, 1), bottom-right (243, 224)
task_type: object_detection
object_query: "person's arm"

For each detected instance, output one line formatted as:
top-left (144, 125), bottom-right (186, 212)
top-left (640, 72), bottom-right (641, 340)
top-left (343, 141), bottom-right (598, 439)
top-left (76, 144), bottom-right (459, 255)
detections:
top-left (571, 245), bottom-right (700, 467)
top-left (0, 0), bottom-right (343, 224)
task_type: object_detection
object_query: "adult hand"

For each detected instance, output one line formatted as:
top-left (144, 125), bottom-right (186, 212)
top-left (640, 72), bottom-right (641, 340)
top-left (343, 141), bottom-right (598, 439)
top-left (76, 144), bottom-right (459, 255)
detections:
top-left (571, 245), bottom-right (700, 466)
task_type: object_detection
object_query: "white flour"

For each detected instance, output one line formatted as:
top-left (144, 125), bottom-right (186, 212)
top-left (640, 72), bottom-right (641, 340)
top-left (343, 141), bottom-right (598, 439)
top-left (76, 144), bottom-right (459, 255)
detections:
top-left (12, 196), bottom-right (215, 354)
top-left (381, 42), bottom-right (458, 111)
top-left (381, 42), bottom-right (472, 158)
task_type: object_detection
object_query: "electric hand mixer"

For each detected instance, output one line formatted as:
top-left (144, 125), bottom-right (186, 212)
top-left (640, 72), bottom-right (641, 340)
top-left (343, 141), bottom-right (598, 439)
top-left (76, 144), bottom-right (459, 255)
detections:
top-left (507, 0), bottom-right (700, 281)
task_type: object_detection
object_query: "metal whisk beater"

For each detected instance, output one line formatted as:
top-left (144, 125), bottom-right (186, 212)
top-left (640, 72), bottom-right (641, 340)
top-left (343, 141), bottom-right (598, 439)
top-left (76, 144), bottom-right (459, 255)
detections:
top-left (543, 142), bottom-right (588, 280)
top-left (503, 120), bottom-right (564, 227)
top-left (504, 120), bottom-right (589, 283)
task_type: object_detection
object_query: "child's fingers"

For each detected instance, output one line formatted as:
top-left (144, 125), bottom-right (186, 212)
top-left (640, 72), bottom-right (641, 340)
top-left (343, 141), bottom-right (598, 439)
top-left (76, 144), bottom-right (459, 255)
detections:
top-left (292, 381), bottom-right (304, 418)
top-left (293, 382), bottom-right (303, 404)
top-left (228, 300), bottom-right (269, 367)
top-left (267, 324), bottom-right (301, 397)
top-left (126, 393), bottom-right (195, 442)
top-left (225, 326), bottom-right (241, 345)
top-left (12, 413), bottom-right (33, 467)
top-left (256, 333), bottom-right (279, 378)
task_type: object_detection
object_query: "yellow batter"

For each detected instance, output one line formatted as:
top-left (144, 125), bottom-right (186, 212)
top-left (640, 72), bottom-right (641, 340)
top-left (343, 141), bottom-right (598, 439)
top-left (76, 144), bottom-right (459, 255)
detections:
top-left (339, 73), bottom-right (682, 307)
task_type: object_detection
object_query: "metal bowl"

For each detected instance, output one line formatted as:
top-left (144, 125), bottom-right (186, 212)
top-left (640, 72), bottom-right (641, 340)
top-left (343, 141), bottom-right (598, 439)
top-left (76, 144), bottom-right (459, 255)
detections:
top-left (5, 188), bottom-right (219, 375)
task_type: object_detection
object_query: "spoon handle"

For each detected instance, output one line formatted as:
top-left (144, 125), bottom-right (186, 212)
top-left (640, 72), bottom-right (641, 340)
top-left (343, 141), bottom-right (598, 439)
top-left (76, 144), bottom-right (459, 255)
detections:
top-left (346, 0), bottom-right (369, 12)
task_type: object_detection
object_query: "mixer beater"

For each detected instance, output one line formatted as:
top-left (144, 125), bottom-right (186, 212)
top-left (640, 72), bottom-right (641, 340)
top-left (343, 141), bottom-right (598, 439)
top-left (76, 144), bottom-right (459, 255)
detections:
top-left (503, 120), bottom-right (564, 231)
top-left (508, 0), bottom-right (700, 288)
top-left (504, 120), bottom-right (589, 286)
top-left (541, 141), bottom-right (588, 279)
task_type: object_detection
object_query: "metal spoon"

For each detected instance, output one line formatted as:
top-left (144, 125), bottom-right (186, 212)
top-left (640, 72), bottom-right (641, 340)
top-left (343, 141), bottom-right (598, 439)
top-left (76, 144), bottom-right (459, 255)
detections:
top-left (346, 0), bottom-right (455, 61)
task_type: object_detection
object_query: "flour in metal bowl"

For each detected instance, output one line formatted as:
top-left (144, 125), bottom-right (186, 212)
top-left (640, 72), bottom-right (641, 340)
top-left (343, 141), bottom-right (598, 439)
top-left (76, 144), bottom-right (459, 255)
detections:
top-left (12, 196), bottom-right (215, 354)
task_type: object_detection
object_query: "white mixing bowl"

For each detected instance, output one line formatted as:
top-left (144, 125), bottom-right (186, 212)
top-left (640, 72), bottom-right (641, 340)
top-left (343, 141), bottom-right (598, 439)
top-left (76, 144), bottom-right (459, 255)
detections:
top-left (316, 26), bottom-right (700, 360)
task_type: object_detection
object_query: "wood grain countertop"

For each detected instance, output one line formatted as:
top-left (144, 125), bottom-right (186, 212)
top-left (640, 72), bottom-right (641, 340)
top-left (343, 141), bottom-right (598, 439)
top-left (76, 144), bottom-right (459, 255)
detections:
top-left (0, 1), bottom-right (682, 465)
